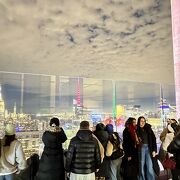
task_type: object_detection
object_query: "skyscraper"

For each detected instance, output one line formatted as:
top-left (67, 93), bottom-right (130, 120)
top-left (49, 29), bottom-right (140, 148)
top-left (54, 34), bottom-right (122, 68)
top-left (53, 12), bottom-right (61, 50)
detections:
top-left (0, 84), bottom-right (5, 117)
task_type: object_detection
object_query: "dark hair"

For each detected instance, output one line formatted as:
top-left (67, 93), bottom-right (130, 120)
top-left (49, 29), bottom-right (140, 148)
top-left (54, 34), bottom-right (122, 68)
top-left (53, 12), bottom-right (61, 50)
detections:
top-left (171, 123), bottom-right (180, 135)
top-left (125, 117), bottom-right (136, 127)
top-left (96, 123), bottom-right (105, 131)
top-left (50, 117), bottom-right (60, 126)
top-left (137, 116), bottom-right (146, 127)
top-left (4, 135), bottom-right (16, 146)
top-left (80, 121), bottom-right (89, 129)
top-left (171, 119), bottom-right (178, 124)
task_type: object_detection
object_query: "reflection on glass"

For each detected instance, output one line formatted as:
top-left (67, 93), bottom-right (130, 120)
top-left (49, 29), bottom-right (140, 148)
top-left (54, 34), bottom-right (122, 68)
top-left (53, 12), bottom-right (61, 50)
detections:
top-left (0, 71), bottom-right (176, 158)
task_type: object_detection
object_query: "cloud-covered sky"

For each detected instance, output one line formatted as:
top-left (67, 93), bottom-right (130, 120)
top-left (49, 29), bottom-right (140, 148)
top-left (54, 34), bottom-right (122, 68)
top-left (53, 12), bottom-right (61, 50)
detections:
top-left (0, 0), bottom-right (174, 84)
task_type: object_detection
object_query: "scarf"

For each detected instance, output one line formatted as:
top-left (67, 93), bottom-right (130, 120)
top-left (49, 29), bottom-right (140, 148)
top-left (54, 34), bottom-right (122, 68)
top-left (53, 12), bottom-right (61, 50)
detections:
top-left (127, 124), bottom-right (139, 145)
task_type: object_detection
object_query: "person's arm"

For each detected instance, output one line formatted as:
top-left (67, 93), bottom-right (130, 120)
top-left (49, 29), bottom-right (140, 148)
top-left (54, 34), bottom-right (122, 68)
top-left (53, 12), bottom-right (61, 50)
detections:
top-left (151, 128), bottom-right (157, 157)
top-left (106, 140), bottom-right (113, 157)
top-left (160, 128), bottom-right (168, 142)
top-left (15, 142), bottom-right (27, 171)
top-left (42, 131), bottom-right (47, 144)
top-left (94, 139), bottom-right (101, 170)
top-left (58, 128), bottom-right (67, 143)
top-left (65, 139), bottom-right (75, 172)
top-left (92, 134), bottom-right (104, 162)
top-left (122, 129), bottom-right (132, 159)
top-left (162, 133), bottom-right (174, 151)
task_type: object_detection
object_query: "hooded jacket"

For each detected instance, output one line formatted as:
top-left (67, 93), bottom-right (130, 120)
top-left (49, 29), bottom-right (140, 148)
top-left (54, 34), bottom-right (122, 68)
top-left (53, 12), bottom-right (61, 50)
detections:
top-left (65, 130), bottom-right (101, 174)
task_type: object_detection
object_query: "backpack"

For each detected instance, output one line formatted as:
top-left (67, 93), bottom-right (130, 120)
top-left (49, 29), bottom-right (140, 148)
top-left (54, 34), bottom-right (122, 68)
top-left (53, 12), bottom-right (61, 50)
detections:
top-left (109, 132), bottom-right (124, 160)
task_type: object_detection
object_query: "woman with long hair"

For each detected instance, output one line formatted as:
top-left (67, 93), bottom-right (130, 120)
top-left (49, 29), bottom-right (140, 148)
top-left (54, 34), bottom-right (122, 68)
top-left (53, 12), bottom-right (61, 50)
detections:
top-left (122, 117), bottom-right (139, 180)
top-left (136, 116), bottom-right (157, 180)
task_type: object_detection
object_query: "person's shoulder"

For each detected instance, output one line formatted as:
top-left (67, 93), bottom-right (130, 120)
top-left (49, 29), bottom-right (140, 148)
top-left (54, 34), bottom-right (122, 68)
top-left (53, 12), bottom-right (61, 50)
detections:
top-left (145, 123), bottom-right (151, 128)
top-left (123, 127), bottom-right (128, 133)
top-left (70, 136), bottom-right (79, 143)
top-left (43, 130), bottom-right (49, 135)
top-left (92, 136), bottom-right (99, 144)
top-left (11, 139), bottom-right (22, 147)
top-left (145, 123), bottom-right (152, 131)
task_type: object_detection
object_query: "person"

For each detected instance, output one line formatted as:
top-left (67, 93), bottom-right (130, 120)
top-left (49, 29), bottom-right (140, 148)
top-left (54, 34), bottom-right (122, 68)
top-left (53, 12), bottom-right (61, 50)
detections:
top-left (167, 130), bottom-right (180, 180)
top-left (159, 119), bottom-right (173, 162)
top-left (105, 124), bottom-right (123, 180)
top-left (122, 117), bottom-right (139, 180)
top-left (161, 124), bottom-right (176, 180)
top-left (65, 121), bottom-right (101, 180)
top-left (93, 123), bottom-right (110, 180)
top-left (0, 123), bottom-right (26, 180)
top-left (160, 119), bottom-right (171, 143)
top-left (136, 116), bottom-right (157, 180)
top-left (162, 124), bottom-right (175, 157)
top-left (35, 117), bottom-right (67, 180)
top-left (171, 121), bottom-right (180, 136)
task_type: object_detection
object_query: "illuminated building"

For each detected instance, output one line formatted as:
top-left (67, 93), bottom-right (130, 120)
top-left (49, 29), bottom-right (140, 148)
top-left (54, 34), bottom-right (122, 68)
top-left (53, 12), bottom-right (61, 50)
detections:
top-left (0, 84), bottom-right (5, 117)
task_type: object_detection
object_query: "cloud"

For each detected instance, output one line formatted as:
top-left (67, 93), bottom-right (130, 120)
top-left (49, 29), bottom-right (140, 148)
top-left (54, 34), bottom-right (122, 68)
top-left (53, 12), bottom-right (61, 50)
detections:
top-left (0, 0), bottom-right (174, 84)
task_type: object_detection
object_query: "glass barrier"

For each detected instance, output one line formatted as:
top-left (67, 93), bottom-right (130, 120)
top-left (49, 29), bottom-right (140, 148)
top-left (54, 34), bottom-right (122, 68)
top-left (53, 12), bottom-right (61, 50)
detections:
top-left (0, 71), bottom-right (176, 158)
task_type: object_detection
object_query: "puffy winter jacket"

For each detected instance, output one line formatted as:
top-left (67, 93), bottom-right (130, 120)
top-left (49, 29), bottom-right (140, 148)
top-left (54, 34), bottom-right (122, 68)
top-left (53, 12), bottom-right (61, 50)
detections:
top-left (36, 128), bottom-right (67, 180)
top-left (65, 130), bottom-right (101, 174)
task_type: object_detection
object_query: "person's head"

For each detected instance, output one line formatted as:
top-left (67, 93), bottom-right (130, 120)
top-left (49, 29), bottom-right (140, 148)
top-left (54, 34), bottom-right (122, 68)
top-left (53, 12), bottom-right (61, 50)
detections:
top-left (105, 124), bottom-right (114, 134)
top-left (4, 124), bottom-right (16, 146)
top-left (166, 118), bottom-right (171, 125)
top-left (80, 121), bottom-right (90, 130)
top-left (96, 123), bottom-right (105, 131)
top-left (137, 116), bottom-right (146, 128)
top-left (126, 117), bottom-right (136, 127)
top-left (50, 117), bottom-right (60, 127)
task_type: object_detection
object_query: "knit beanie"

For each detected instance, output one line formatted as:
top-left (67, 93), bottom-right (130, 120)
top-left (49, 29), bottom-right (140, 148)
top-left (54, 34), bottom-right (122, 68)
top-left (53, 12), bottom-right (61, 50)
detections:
top-left (105, 124), bottom-right (114, 134)
top-left (5, 124), bottom-right (15, 136)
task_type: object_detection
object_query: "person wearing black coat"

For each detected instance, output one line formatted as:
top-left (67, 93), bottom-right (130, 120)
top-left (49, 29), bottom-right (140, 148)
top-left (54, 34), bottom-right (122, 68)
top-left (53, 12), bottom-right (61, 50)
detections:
top-left (65, 121), bottom-right (101, 180)
top-left (122, 117), bottom-right (139, 180)
top-left (167, 131), bottom-right (180, 180)
top-left (35, 117), bottom-right (67, 180)
top-left (136, 116), bottom-right (157, 180)
top-left (94, 123), bottom-right (110, 180)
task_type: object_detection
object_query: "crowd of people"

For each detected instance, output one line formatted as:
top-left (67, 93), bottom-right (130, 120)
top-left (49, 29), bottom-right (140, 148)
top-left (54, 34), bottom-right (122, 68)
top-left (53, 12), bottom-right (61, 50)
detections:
top-left (0, 116), bottom-right (180, 180)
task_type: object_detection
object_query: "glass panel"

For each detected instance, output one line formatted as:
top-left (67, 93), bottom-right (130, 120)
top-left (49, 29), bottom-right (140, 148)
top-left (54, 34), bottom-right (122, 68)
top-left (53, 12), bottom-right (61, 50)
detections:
top-left (0, 71), bottom-right (176, 158)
